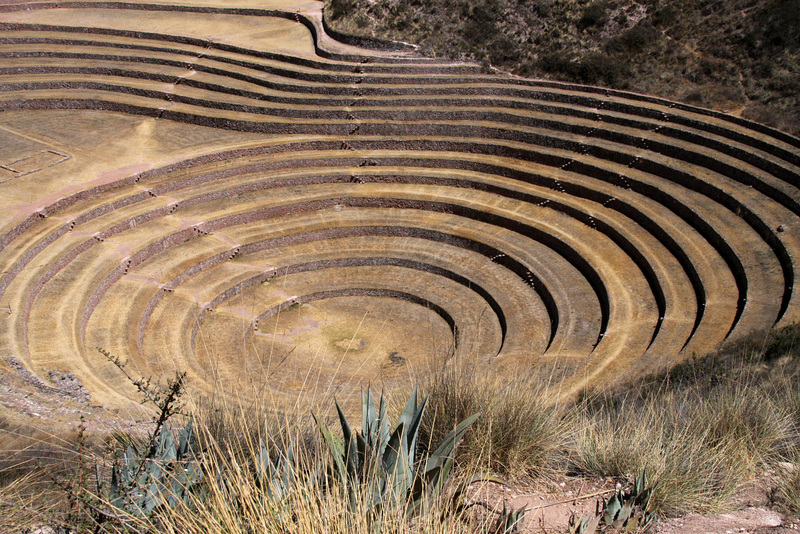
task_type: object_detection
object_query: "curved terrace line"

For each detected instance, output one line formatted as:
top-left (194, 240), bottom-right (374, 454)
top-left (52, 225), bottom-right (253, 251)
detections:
top-left (0, 1), bottom-right (414, 61)
top-left (1, 161), bottom-right (668, 349)
top-left (0, 24), bottom-right (469, 72)
top-left (1, 30), bottom-right (798, 172)
top-left (3, 70), bottom-right (798, 181)
top-left (184, 256), bottom-right (507, 357)
top-left (1, 8), bottom-right (797, 149)
top-left (2, 57), bottom-right (798, 174)
top-left (71, 196), bottom-right (608, 352)
top-left (250, 288), bottom-right (458, 347)
top-left (140, 225), bottom-right (555, 354)
top-left (1, 143), bottom-right (756, 349)
top-left (2, 77), bottom-right (788, 328)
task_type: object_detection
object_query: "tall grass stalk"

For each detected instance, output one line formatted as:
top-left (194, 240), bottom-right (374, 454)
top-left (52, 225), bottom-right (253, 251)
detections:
top-left (775, 445), bottom-right (800, 514)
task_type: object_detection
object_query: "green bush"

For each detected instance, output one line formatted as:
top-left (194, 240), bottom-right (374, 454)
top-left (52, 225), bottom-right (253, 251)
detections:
top-left (605, 22), bottom-right (660, 54)
top-left (328, 0), bottom-right (358, 21)
top-left (765, 323), bottom-right (800, 361)
top-left (578, 2), bottom-right (608, 30)
top-left (750, 0), bottom-right (800, 51)
top-left (652, 5), bottom-right (678, 27)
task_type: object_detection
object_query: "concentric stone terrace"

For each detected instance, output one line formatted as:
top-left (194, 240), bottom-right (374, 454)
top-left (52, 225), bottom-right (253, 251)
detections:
top-left (1, 0), bottom-right (799, 411)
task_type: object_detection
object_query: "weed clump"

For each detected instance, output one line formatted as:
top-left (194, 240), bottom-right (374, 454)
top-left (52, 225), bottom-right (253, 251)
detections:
top-left (578, 2), bottom-right (609, 31)
top-left (417, 363), bottom-right (568, 480)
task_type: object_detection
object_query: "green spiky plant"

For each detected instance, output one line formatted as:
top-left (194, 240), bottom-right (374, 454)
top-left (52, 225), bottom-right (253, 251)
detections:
top-left (569, 470), bottom-right (657, 533)
top-left (314, 387), bottom-right (479, 525)
top-left (255, 438), bottom-right (298, 502)
top-left (94, 349), bottom-right (204, 518)
top-left (108, 419), bottom-right (203, 517)
top-left (491, 502), bottom-right (527, 534)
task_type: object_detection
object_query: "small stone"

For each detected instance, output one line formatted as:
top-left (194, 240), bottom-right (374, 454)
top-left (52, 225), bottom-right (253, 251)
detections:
top-left (778, 461), bottom-right (797, 473)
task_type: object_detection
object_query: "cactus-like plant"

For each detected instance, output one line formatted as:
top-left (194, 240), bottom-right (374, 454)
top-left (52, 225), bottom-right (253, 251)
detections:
top-left (492, 502), bottom-right (527, 534)
top-left (315, 387), bottom-right (479, 522)
top-left (255, 438), bottom-right (299, 501)
top-left (569, 470), bottom-right (657, 533)
top-left (108, 419), bottom-right (203, 517)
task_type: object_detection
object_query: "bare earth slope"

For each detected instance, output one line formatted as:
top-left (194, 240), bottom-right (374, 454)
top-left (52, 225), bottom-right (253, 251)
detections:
top-left (0, 0), bottom-right (799, 430)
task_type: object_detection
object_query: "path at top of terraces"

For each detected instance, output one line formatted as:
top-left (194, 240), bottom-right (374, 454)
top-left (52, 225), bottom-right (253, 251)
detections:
top-left (0, 0), bottom-right (799, 423)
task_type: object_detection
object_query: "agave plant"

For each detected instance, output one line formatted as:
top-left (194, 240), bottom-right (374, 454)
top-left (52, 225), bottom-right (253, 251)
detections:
top-left (569, 470), bottom-right (657, 533)
top-left (255, 438), bottom-right (301, 501)
top-left (314, 387), bottom-right (479, 522)
top-left (108, 419), bottom-right (203, 517)
top-left (492, 502), bottom-right (527, 534)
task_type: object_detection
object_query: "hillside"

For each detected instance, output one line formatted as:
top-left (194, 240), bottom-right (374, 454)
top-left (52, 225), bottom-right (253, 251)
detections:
top-left (324, 0), bottom-right (800, 136)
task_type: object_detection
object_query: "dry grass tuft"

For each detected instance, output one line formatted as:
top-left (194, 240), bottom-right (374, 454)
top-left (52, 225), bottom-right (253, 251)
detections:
top-left (416, 361), bottom-right (569, 480)
top-left (129, 400), bottom-right (490, 534)
top-left (571, 379), bottom-right (793, 514)
top-left (570, 325), bottom-right (800, 516)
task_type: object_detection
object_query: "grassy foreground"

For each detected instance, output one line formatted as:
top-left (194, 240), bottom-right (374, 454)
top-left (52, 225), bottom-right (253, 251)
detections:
top-left (1, 326), bottom-right (799, 532)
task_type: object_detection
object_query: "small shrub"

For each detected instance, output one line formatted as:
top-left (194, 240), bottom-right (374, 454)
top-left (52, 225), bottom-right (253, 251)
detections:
top-left (765, 323), bottom-right (800, 360)
top-left (576, 53), bottom-right (629, 87)
top-left (578, 2), bottom-right (608, 31)
top-left (537, 51), bottom-right (577, 76)
top-left (652, 5), bottom-right (678, 27)
top-left (537, 51), bottom-right (629, 87)
top-left (488, 34), bottom-right (522, 66)
top-left (774, 449), bottom-right (800, 514)
top-left (750, 0), bottom-right (800, 51)
top-left (605, 22), bottom-right (660, 54)
top-left (682, 89), bottom-right (706, 106)
top-left (328, 0), bottom-right (358, 21)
